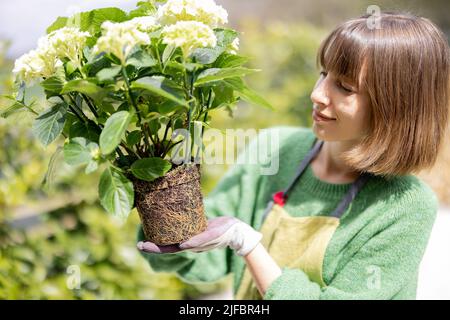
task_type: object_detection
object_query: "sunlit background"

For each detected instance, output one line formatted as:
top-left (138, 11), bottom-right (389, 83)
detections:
top-left (1, 0), bottom-right (449, 299)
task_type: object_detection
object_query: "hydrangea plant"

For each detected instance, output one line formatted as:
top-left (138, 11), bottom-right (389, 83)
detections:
top-left (4, 0), bottom-right (272, 221)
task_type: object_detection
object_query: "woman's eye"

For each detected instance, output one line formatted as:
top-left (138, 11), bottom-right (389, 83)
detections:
top-left (320, 71), bottom-right (354, 93)
top-left (337, 81), bottom-right (353, 93)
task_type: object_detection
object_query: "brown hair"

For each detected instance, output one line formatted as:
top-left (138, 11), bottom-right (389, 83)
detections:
top-left (318, 12), bottom-right (450, 176)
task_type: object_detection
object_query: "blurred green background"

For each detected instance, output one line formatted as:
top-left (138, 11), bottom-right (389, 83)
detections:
top-left (1, 0), bottom-right (449, 299)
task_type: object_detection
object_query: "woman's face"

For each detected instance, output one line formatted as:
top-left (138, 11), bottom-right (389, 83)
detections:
top-left (310, 70), bottom-right (371, 143)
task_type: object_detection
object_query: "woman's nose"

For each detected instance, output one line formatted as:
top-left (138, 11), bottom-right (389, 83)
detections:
top-left (310, 77), bottom-right (330, 107)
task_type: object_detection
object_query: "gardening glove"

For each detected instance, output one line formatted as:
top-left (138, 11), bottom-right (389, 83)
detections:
top-left (137, 216), bottom-right (262, 257)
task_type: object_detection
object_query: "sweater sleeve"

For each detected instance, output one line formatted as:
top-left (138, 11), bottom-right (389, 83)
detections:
top-left (263, 188), bottom-right (438, 300)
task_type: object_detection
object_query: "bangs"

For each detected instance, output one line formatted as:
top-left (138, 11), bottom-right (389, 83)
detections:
top-left (317, 19), bottom-right (370, 91)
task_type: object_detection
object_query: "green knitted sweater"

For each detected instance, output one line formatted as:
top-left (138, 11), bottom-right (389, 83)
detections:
top-left (137, 126), bottom-right (438, 300)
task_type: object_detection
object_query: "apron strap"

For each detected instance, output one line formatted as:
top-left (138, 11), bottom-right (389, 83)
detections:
top-left (260, 138), bottom-right (323, 222)
top-left (282, 138), bottom-right (323, 200)
top-left (330, 173), bottom-right (370, 218)
top-left (261, 137), bottom-right (371, 223)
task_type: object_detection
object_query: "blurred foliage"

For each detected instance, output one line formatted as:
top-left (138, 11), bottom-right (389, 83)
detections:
top-left (0, 20), bottom-right (325, 299)
top-left (1, 203), bottom-right (189, 299)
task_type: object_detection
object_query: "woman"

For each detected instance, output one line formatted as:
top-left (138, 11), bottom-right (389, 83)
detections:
top-left (137, 12), bottom-right (450, 299)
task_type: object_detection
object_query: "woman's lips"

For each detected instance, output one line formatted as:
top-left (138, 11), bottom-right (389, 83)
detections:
top-left (312, 109), bottom-right (336, 122)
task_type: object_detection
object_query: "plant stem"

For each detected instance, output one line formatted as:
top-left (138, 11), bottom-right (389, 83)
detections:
top-left (121, 67), bottom-right (142, 125)
top-left (67, 94), bottom-right (90, 123)
top-left (24, 101), bottom-right (39, 116)
top-left (69, 105), bottom-right (85, 123)
top-left (81, 93), bottom-right (99, 118)
top-left (162, 119), bottom-right (171, 143)
top-left (148, 124), bottom-right (159, 153)
top-left (155, 44), bottom-right (162, 72)
top-left (195, 89), bottom-right (212, 160)
top-left (65, 94), bottom-right (107, 139)
top-left (142, 123), bottom-right (153, 157)
top-left (184, 70), bottom-right (196, 160)
top-left (162, 139), bottom-right (183, 159)
top-left (120, 142), bottom-right (141, 159)
top-left (136, 144), bottom-right (145, 158)
top-left (59, 95), bottom-right (85, 123)
top-left (116, 147), bottom-right (125, 158)
top-left (160, 120), bottom-right (172, 158)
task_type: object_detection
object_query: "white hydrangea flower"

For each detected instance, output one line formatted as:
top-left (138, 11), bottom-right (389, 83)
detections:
top-left (13, 27), bottom-right (89, 85)
top-left (44, 27), bottom-right (90, 68)
top-left (93, 19), bottom-right (154, 64)
top-left (127, 16), bottom-right (160, 33)
top-left (13, 49), bottom-right (62, 85)
top-left (227, 37), bottom-right (239, 55)
top-left (162, 20), bottom-right (217, 58)
top-left (157, 0), bottom-right (228, 28)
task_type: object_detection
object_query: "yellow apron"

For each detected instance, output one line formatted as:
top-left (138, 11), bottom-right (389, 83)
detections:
top-left (235, 139), bottom-right (370, 300)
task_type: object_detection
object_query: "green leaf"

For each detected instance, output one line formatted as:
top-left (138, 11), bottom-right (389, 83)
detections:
top-left (61, 78), bottom-right (100, 95)
top-left (98, 166), bottom-right (134, 219)
top-left (69, 120), bottom-right (101, 142)
top-left (130, 157), bottom-right (172, 182)
top-left (189, 28), bottom-right (239, 64)
top-left (158, 100), bottom-right (186, 114)
top-left (195, 67), bottom-right (259, 86)
top-left (126, 130), bottom-right (141, 147)
top-left (46, 17), bottom-right (68, 33)
top-left (223, 78), bottom-right (273, 110)
top-left (61, 79), bottom-right (106, 101)
top-left (83, 54), bottom-right (111, 76)
top-left (116, 155), bottom-right (136, 168)
top-left (65, 61), bottom-right (77, 76)
top-left (96, 66), bottom-right (122, 82)
top-left (85, 160), bottom-right (99, 174)
top-left (162, 44), bottom-right (176, 65)
top-left (164, 61), bottom-right (185, 72)
top-left (63, 137), bottom-right (99, 166)
top-left (215, 53), bottom-right (250, 68)
top-left (0, 101), bottom-right (25, 118)
top-left (127, 50), bottom-right (158, 68)
top-left (117, 101), bottom-right (129, 112)
top-left (0, 96), bottom-right (38, 117)
top-left (90, 8), bottom-right (128, 31)
top-left (73, 8), bottom-right (128, 34)
top-left (210, 84), bottom-right (235, 109)
top-left (100, 111), bottom-right (131, 155)
top-left (32, 102), bottom-right (68, 146)
top-left (41, 146), bottom-right (63, 191)
top-left (214, 28), bottom-right (239, 47)
top-left (42, 67), bottom-right (66, 98)
top-left (96, 101), bottom-right (115, 114)
top-left (41, 76), bottom-right (65, 94)
top-left (191, 47), bottom-right (225, 64)
top-left (148, 117), bottom-right (160, 133)
top-left (183, 62), bottom-right (203, 72)
top-left (131, 76), bottom-right (188, 107)
top-left (128, 1), bottom-right (157, 19)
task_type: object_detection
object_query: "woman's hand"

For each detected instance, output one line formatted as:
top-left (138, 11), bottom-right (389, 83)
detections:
top-left (137, 216), bottom-right (262, 256)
